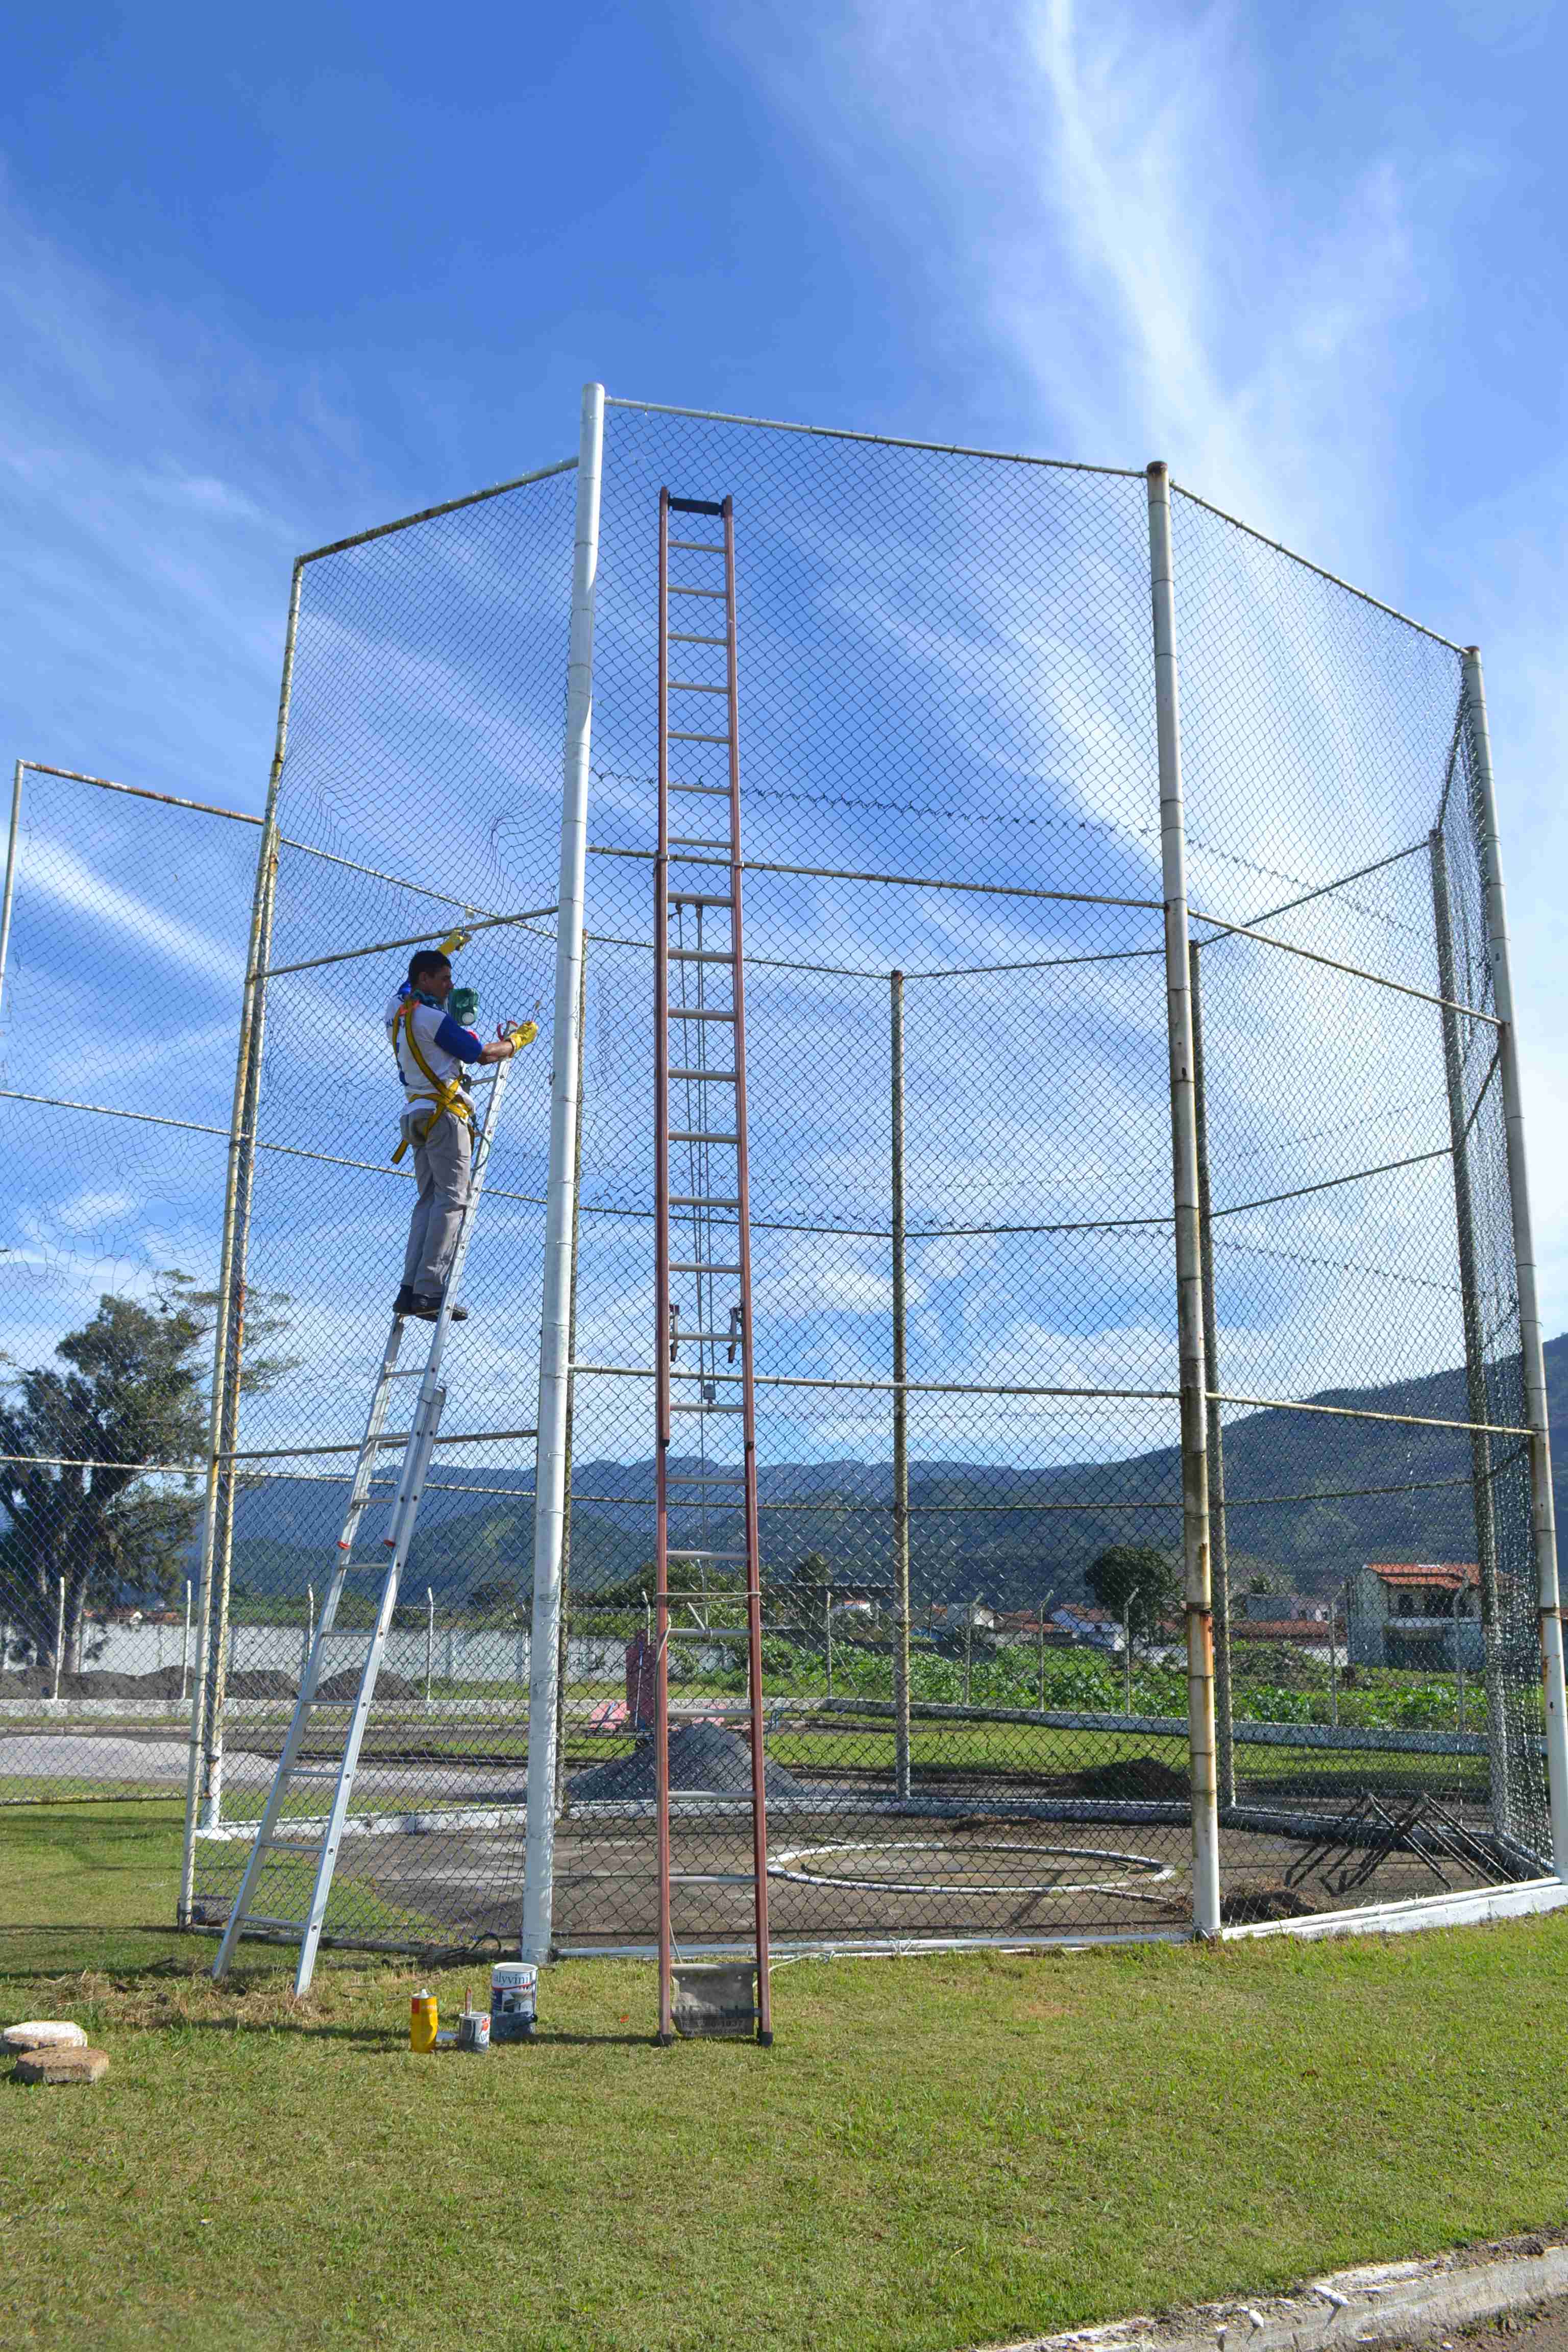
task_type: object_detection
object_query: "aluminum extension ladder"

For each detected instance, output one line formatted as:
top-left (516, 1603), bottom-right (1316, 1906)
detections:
top-left (211, 1057), bottom-right (516, 1996)
top-left (653, 487), bottom-right (772, 2044)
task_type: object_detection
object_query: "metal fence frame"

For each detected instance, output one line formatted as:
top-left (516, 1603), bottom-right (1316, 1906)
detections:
top-left (510, 390), bottom-right (1568, 1953)
top-left (17, 385), bottom-right (1562, 1959)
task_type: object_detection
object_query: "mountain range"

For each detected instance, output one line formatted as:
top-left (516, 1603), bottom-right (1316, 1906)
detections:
top-left (218, 1336), bottom-right (1568, 1611)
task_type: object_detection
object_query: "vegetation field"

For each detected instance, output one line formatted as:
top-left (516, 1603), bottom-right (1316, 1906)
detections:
top-left (5, 1801), bottom-right (1568, 2352)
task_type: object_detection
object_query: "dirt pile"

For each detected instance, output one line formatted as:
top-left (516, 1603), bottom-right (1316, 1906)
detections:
top-left (569, 1720), bottom-right (810, 1804)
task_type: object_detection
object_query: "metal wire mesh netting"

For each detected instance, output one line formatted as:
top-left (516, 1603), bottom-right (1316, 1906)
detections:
top-left (1171, 486), bottom-right (1549, 1897)
top-left (186, 393), bottom-right (1560, 1968)
top-left (188, 460), bottom-right (578, 1948)
top-left (0, 764), bottom-right (261, 1802)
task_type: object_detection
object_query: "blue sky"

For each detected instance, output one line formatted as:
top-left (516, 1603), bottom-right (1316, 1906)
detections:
top-left (2, 0), bottom-right (1567, 1472)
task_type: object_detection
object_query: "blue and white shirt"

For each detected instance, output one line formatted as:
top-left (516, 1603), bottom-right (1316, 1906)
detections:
top-left (385, 988), bottom-right (484, 1113)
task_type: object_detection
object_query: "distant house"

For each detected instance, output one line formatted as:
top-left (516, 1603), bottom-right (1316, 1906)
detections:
top-left (925, 1601), bottom-right (999, 1634)
top-left (1049, 1604), bottom-right (1122, 1653)
top-left (1229, 1616), bottom-right (1337, 1662)
top-left (1348, 1563), bottom-right (1489, 1670)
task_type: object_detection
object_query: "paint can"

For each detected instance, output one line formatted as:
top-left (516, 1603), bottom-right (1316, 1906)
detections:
top-left (409, 1989), bottom-right (438, 2053)
top-left (456, 2008), bottom-right (491, 2053)
top-left (490, 1962), bottom-right (537, 2043)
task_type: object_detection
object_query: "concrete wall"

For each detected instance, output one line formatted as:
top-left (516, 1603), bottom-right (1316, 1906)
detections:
top-left (1, 1619), bottom-right (733, 1687)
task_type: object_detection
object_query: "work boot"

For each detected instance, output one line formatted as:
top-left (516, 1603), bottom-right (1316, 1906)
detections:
top-left (411, 1293), bottom-right (469, 1322)
top-left (394, 1285), bottom-right (419, 1318)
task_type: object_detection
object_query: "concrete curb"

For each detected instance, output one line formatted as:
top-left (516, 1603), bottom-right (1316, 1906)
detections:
top-left (979, 2238), bottom-right (1568, 2352)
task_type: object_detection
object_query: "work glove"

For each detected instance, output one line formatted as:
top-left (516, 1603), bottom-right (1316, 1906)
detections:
top-left (498, 1019), bottom-right (538, 1052)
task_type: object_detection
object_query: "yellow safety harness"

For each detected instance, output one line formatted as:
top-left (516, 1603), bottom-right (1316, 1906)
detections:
top-left (390, 995), bottom-right (474, 1164)
top-left (390, 927), bottom-right (538, 1163)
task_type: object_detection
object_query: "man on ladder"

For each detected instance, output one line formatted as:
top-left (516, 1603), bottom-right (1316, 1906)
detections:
top-left (211, 934), bottom-right (536, 1995)
top-left (386, 940), bottom-right (533, 1322)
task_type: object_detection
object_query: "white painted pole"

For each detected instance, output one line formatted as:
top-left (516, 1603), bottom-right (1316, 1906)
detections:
top-left (425, 1585), bottom-right (434, 1709)
top-left (181, 1579), bottom-right (192, 1703)
top-left (51, 1575), bottom-right (65, 1702)
top-left (521, 382), bottom-right (604, 1965)
top-left (1146, 461), bottom-right (1221, 1939)
top-left (1463, 646), bottom-right (1568, 1877)
top-left (890, 969), bottom-right (911, 1801)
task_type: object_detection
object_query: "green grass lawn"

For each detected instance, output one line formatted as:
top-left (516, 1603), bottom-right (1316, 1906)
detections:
top-left (4, 1802), bottom-right (1568, 2352)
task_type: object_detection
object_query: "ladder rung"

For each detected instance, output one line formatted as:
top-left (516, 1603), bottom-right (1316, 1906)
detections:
top-left (261, 1836), bottom-right (324, 1854)
top-left (672, 1329), bottom-right (738, 1341)
top-left (669, 731), bottom-right (730, 745)
top-left (672, 1258), bottom-right (742, 1271)
top-left (670, 1131), bottom-right (737, 1145)
top-left (668, 892), bottom-right (733, 907)
top-left (669, 835), bottom-right (730, 847)
top-left (671, 1402), bottom-right (743, 1413)
top-left (668, 1010), bottom-right (736, 1024)
top-left (668, 539), bottom-right (725, 552)
top-left (668, 1550), bottom-right (749, 1561)
top-left (668, 1474), bottom-right (747, 1485)
top-left (668, 496), bottom-right (724, 517)
top-left (670, 1194), bottom-right (737, 1207)
top-left (668, 949), bottom-right (734, 963)
top-left (670, 585), bottom-right (726, 599)
top-left (288, 1764), bottom-right (343, 1780)
top-left (669, 779), bottom-right (729, 794)
top-left (241, 1915), bottom-right (310, 1933)
top-left (669, 634), bottom-right (727, 647)
top-left (670, 680), bottom-right (729, 694)
top-left (670, 1068), bottom-right (736, 1082)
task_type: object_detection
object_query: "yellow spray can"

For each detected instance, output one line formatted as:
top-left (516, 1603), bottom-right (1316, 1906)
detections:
top-left (410, 1988), bottom-right (438, 2052)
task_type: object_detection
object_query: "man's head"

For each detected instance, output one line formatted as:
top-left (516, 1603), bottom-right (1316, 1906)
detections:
top-left (407, 949), bottom-right (453, 1003)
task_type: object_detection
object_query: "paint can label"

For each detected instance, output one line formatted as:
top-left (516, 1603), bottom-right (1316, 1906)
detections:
top-left (491, 1962), bottom-right (537, 2042)
top-left (456, 2010), bottom-right (491, 2052)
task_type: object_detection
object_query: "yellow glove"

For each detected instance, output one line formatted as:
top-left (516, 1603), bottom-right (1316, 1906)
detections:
top-left (501, 1019), bottom-right (538, 1052)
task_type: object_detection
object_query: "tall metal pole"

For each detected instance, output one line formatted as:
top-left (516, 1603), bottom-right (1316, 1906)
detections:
top-left (179, 559), bottom-right (301, 1924)
top-left (1428, 824), bottom-right (1510, 1830)
top-left (1146, 462), bottom-right (1221, 1938)
top-left (1462, 647), bottom-right (1568, 1876)
top-left (890, 969), bottom-right (912, 1801)
top-left (553, 944), bottom-right (589, 1812)
top-left (1188, 941), bottom-right (1235, 1810)
top-left (201, 832), bottom-right (280, 1826)
top-left (652, 485), bottom-right (675, 2038)
top-left (0, 760), bottom-right (23, 1035)
top-left (721, 489), bottom-right (774, 2044)
top-left (522, 383), bottom-right (604, 1964)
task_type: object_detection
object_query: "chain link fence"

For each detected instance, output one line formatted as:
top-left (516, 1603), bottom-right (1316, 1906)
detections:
top-left (185, 462), bottom-right (578, 1947)
top-left (123, 390), bottom-right (1564, 1961)
top-left (0, 762), bottom-right (261, 1802)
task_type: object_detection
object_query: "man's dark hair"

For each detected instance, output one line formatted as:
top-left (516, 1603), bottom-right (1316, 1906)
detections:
top-left (407, 948), bottom-right (452, 990)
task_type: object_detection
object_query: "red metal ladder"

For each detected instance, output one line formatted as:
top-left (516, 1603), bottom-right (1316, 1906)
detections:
top-left (653, 487), bottom-right (772, 2045)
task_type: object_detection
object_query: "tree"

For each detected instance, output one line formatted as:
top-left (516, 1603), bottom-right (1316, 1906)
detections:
top-left (0, 1292), bottom-right (207, 1676)
top-left (0, 1275), bottom-right (296, 1677)
top-left (1085, 1545), bottom-right (1182, 1642)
